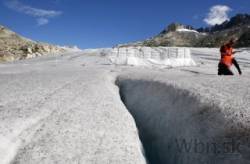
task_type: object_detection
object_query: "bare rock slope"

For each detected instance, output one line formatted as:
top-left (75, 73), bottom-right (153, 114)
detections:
top-left (0, 25), bottom-right (65, 62)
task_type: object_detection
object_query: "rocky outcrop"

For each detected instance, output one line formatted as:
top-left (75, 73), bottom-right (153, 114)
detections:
top-left (160, 23), bottom-right (196, 34)
top-left (235, 29), bottom-right (250, 47)
top-left (19, 43), bottom-right (64, 59)
top-left (0, 25), bottom-right (65, 62)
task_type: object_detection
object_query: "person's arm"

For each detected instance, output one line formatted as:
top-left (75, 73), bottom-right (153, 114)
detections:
top-left (233, 50), bottom-right (242, 54)
top-left (232, 58), bottom-right (242, 75)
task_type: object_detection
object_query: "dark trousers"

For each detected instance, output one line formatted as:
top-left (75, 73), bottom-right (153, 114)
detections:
top-left (218, 63), bottom-right (233, 75)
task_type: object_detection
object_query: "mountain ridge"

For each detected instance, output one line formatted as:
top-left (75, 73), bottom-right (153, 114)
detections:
top-left (119, 13), bottom-right (250, 48)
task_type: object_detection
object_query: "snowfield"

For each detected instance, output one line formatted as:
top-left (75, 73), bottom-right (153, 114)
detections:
top-left (0, 47), bottom-right (250, 164)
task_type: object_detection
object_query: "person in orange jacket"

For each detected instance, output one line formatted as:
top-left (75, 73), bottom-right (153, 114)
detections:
top-left (218, 39), bottom-right (242, 75)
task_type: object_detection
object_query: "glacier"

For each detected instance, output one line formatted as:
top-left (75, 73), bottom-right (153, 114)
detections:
top-left (0, 47), bottom-right (249, 164)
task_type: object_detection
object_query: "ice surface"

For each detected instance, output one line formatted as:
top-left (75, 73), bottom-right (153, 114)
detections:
top-left (117, 74), bottom-right (250, 164)
top-left (0, 47), bottom-right (249, 164)
top-left (0, 135), bottom-right (21, 164)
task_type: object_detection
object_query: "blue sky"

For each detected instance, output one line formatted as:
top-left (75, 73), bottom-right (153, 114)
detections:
top-left (0, 0), bottom-right (249, 49)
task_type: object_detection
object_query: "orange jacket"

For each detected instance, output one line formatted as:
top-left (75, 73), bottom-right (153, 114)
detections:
top-left (220, 45), bottom-right (234, 67)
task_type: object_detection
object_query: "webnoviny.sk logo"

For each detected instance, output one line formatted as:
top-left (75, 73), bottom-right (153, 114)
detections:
top-left (171, 137), bottom-right (247, 155)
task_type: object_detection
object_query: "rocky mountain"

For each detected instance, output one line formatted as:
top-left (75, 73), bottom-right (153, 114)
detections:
top-left (236, 30), bottom-right (250, 47)
top-left (143, 23), bottom-right (206, 47)
top-left (120, 14), bottom-right (250, 48)
top-left (0, 25), bottom-right (65, 62)
top-left (197, 14), bottom-right (250, 33)
top-left (196, 14), bottom-right (250, 47)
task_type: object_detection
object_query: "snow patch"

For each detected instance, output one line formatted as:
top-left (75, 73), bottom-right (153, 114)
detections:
top-left (176, 28), bottom-right (199, 33)
top-left (108, 47), bottom-right (196, 68)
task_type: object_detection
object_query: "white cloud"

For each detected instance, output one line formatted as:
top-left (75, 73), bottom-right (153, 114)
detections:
top-left (4, 0), bottom-right (62, 26)
top-left (37, 18), bottom-right (49, 26)
top-left (204, 5), bottom-right (231, 26)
